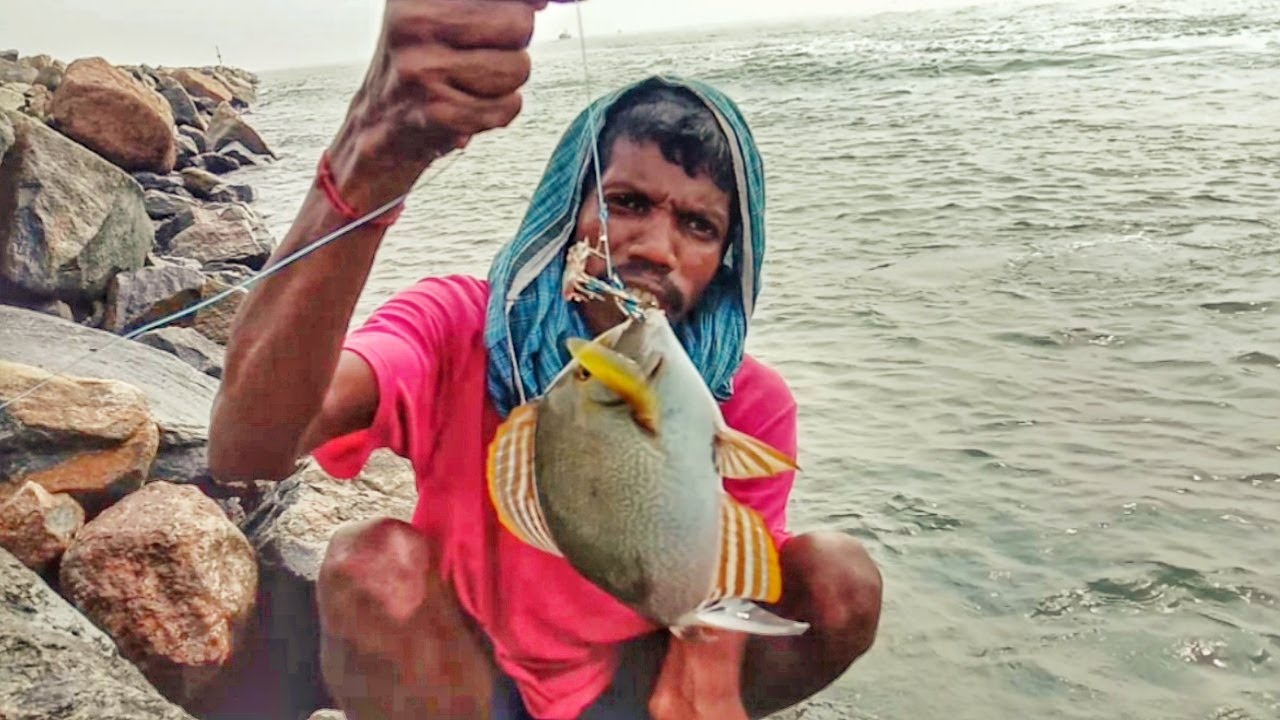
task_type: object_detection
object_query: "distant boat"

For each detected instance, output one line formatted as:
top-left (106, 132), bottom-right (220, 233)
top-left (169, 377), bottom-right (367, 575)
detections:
top-left (559, 30), bottom-right (572, 40)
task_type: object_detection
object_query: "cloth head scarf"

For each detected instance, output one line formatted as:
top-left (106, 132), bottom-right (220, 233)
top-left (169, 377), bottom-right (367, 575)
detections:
top-left (484, 75), bottom-right (766, 418)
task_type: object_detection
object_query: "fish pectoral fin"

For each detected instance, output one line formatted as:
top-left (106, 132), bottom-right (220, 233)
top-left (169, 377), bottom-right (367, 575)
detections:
top-left (709, 495), bottom-right (784, 605)
top-left (714, 425), bottom-right (798, 479)
top-left (486, 403), bottom-right (563, 557)
top-left (565, 337), bottom-right (659, 434)
top-left (691, 598), bottom-right (810, 637)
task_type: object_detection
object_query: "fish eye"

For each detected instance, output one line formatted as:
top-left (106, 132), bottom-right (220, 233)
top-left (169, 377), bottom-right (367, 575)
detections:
top-left (575, 366), bottom-right (590, 382)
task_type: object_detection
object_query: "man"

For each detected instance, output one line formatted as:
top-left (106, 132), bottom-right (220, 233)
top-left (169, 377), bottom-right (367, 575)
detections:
top-left (209, 1), bottom-right (882, 718)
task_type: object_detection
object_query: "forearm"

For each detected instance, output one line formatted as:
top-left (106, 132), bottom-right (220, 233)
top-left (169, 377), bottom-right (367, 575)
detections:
top-left (209, 121), bottom-right (425, 483)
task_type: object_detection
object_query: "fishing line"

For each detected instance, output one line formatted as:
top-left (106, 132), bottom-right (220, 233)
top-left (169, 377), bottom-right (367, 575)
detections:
top-left (0, 150), bottom-right (462, 412)
top-left (571, 0), bottom-right (616, 279)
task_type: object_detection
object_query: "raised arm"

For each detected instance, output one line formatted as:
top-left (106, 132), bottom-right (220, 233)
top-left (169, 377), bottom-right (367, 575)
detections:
top-left (209, 0), bottom-right (545, 483)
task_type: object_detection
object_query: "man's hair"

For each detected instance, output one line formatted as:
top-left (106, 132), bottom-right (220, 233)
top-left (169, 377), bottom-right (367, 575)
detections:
top-left (589, 84), bottom-right (737, 201)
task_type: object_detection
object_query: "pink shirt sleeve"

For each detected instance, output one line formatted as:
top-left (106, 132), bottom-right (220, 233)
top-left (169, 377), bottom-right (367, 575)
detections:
top-left (312, 276), bottom-right (483, 479)
top-left (720, 357), bottom-right (799, 547)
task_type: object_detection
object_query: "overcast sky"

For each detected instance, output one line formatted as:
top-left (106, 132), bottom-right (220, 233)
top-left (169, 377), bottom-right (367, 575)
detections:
top-left (3, 0), bottom-right (994, 72)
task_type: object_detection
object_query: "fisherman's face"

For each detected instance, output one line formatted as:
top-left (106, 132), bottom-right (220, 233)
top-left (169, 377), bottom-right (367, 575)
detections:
top-left (574, 138), bottom-right (732, 334)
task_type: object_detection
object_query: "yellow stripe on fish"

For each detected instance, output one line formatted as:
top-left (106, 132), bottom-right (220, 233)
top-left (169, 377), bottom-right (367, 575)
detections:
top-left (709, 494), bottom-right (782, 604)
top-left (486, 403), bottom-right (563, 557)
top-left (565, 336), bottom-right (660, 434)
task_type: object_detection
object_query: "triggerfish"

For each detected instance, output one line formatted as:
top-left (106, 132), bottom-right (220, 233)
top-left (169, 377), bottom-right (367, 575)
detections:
top-left (486, 306), bottom-right (810, 637)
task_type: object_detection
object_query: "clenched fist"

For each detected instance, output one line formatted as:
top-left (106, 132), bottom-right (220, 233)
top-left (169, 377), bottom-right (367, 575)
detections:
top-left (328, 0), bottom-right (568, 210)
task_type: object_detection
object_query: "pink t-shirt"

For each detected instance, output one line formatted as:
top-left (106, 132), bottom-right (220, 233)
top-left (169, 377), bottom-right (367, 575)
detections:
top-left (313, 274), bottom-right (798, 720)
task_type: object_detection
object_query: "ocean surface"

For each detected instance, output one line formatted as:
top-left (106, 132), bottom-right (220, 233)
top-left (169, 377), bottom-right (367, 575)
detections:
top-left (232, 0), bottom-right (1280, 717)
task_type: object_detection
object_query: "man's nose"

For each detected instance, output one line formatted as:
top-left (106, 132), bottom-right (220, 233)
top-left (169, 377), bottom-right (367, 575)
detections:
top-left (628, 218), bottom-right (678, 271)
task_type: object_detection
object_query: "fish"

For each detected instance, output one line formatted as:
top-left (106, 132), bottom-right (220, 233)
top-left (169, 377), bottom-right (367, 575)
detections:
top-left (486, 305), bottom-right (810, 637)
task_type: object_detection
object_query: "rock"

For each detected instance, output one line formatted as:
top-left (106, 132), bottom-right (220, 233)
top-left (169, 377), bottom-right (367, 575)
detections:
top-left (213, 451), bottom-right (415, 720)
top-left (191, 152), bottom-right (239, 174)
top-left (0, 50), bottom-right (16, 62)
top-left (0, 305), bottom-right (218, 495)
top-left (174, 133), bottom-right (199, 166)
top-left (0, 548), bottom-right (198, 720)
top-left (0, 360), bottom-right (159, 516)
top-left (9, 296), bottom-right (75, 322)
top-left (218, 141), bottom-right (264, 167)
top-left (0, 110), bottom-right (11, 158)
top-left (192, 95), bottom-right (219, 116)
top-left (155, 75), bottom-right (205, 130)
top-left (0, 84), bottom-right (24, 111)
top-left (206, 102), bottom-right (274, 158)
top-left (211, 71), bottom-right (257, 107)
top-left (0, 481), bottom-right (85, 573)
top-left (23, 83), bottom-right (51, 120)
top-left (49, 57), bottom-right (177, 173)
top-left (193, 270), bottom-right (249, 346)
top-left (144, 189), bottom-right (197, 220)
top-left (177, 125), bottom-right (208, 154)
top-left (59, 482), bottom-right (259, 710)
top-left (0, 58), bottom-right (38, 84)
top-left (102, 264), bottom-right (206, 334)
top-left (135, 326), bottom-right (225, 379)
top-left (208, 183), bottom-right (256, 205)
top-left (20, 55), bottom-right (56, 72)
top-left (167, 203), bottom-right (273, 269)
top-left (132, 170), bottom-right (187, 195)
top-left (34, 64), bottom-right (63, 91)
top-left (0, 110), bottom-right (152, 303)
top-left (169, 69), bottom-right (233, 105)
top-left (180, 166), bottom-right (221, 197)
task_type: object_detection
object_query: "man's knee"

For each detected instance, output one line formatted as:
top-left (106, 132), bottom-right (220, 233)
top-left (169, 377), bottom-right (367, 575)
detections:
top-left (318, 516), bottom-right (439, 627)
top-left (782, 531), bottom-right (883, 658)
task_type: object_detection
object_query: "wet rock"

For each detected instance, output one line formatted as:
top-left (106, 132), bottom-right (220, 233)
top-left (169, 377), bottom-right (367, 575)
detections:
top-left (59, 482), bottom-right (259, 711)
top-left (180, 166), bottom-right (221, 198)
top-left (0, 548), bottom-right (198, 720)
top-left (102, 264), bottom-right (206, 334)
top-left (0, 481), bottom-right (85, 573)
top-left (208, 183), bottom-right (256, 205)
top-left (133, 170), bottom-right (187, 195)
top-left (167, 203), bottom-right (272, 269)
top-left (136, 326), bottom-right (225, 379)
top-left (191, 152), bottom-right (239, 174)
top-left (0, 110), bottom-right (151, 303)
top-left (49, 57), bottom-right (177, 173)
top-left (218, 141), bottom-right (265, 167)
top-left (0, 305), bottom-right (219, 492)
top-left (156, 75), bottom-right (205, 130)
top-left (206, 102), bottom-right (274, 158)
top-left (0, 360), bottom-right (159, 517)
top-left (215, 451), bottom-right (415, 720)
top-left (144, 188), bottom-right (197, 220)
top-left (177, 124), bottom-right (208, 154)
top-left (0, 58), bottom-right (38, 84)
top-left (169, 69), bottom-right (233, 105)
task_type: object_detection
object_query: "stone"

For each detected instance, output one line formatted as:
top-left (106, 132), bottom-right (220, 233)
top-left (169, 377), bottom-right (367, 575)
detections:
top-left (180, 166), bottom-right (221, 198)
top-left (155, 75), bottom-right (205, 130)
top-left (177, 125), bottom-right (208, 154)
top-left (167, 203), bottom-right (272, 269)
top-left (59, 482), bottom-right (259, 710)
top-left (0, 58), bottom-right (38, 84)
top-left (169, 69), bottom-right (233, 105)
top-left (0, 549), bottom-right (198, 719)
top-left (0, 481), bottom-right (84, 573)
top-left (206, 102), bottom-right (274, 158)
top-left (193, 263), bottom-right (254, 345)
top-left (212, 451), bottom-right (415, 720)
top-left (135, 326), bottom-right (225, 379)
top-left (207, 183), bottom-right (256, 205)
top-left (49, 57), bottom-right (177, 173)
top-left (19, 55), bottom-right (56, 72)
top-left (174, 133), bottom-right (199, 167)
top-left (191, 152), bottom-right (239, 174)
top-left (144, 189), bottom-right (197, 220)
top-left (0, 306), bottom-right (219, 493)
top-left (0, 360), bottom-right (159, 516)
top-left (0, 84), bottom-right (24, 111)
top-left (218, 141), bottom-right (264, 167)
top-left (0, 109), bottom-right (11, 158)
top-left (102, 264), bottom-right (207, 334)
top-left (0, 50), bottom-right (16, 62)
top-left (132, 170), bottom-right (187, 195)
top-left (34, 64), bottom-right (63, 91)
top-left (210, 71), bottom-right (257, 107)
top-left (0, 110), bottom-right (152, 303)
top-left (23, 83), bottom-right (51, 121)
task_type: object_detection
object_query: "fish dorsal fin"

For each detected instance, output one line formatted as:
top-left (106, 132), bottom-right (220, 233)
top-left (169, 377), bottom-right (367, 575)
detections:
top-left (707, 494), bottom-right (783, 605)
top-left (486, 403), bottom-right (563, 557)
top-left (714, 426), bottom-right (798, 480)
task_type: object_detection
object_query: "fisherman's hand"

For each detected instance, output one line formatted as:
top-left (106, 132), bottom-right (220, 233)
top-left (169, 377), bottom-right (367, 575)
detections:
top-left (328, 0), bottom-right (550, 210)
top-left (648, 629), bottom-right (751, 720)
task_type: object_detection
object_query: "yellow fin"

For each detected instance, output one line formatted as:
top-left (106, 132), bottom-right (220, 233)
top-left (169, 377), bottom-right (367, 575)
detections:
top-left (485, 403), bottom-right (562, 557)
top-left (707, 494), bottom-right (783, 604)
top-left (714, 426), bottom-right (799, 479)
top-left (565, 337), bottom-right (659, 433)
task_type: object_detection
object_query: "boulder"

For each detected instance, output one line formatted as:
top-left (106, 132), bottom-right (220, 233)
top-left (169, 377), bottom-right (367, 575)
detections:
top-left (179, 166), bottom-right (221, 198)
top-left (23, 83), bottom-right (52, 120)
top-left (0, 50), bottom-right (16, 62)
top-left (194, 263), bottom-right (254, 344)
top-left (155, 75), bottom-right (205, 130)
top-left (174, 133), bottom-right (199, 166)
top-left (0, 58), bottom-right (38, 84)
top-left (0, 481), bottom-right (85, 573)
top-left (211, 451), bottom-right (415, 720)
top-left (0, 84), bottom-right (24, 111)
top-left (211, 71), bottom-right (257, 107)
top-left (0, 549), bottom-right (197, 720)
top-left (0, 110), bottom-right (11, 158)
top-left (34, 64), bottom-right (63, 91)
top-left (102, 264), bottom-right (207, 334)
top-left (218, 141), bottom-right (264, 167)
top-left (133, 170), bottom-right (187, 195)
top-left (59, 482), bottom-right (259, 710)
top-left (0, 110), bottom-right (152, 304)
top-left (169, 69), bottom-right (233, 105)
top-left (208, 183), bottom-right (256, 205)
top-left (0, 360), bottom-right (159, 516)
top-left (19, 55), bottom-right (56, 72)
top-left (167, 203), bottom-right (273, 269)
top-left (206, 102), bottom-right (274, 158)
top-left (190, 152), bottom-right (239, 174)
top-left (144, 188), bottom-right (197, 220)
top-left (136, 326), bottom-right (225, 379)
top-left (177, 125), bottom-right (208, 153)
top-left (49, 57), bottom-right (177, 173)
top-left (0, 305), bottom-right (219, 494)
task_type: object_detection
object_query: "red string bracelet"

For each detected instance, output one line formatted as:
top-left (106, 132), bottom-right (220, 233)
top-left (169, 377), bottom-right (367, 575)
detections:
top-left (315, 149), bottom-right (405, 229)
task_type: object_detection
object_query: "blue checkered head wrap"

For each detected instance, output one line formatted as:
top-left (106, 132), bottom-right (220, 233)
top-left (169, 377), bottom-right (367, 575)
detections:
top-left (484, 75), bottom-right (766, 418)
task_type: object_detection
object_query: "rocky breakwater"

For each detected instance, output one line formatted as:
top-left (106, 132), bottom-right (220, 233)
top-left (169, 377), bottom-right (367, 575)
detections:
top-left (1, 49), bottom-right (410, 720)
